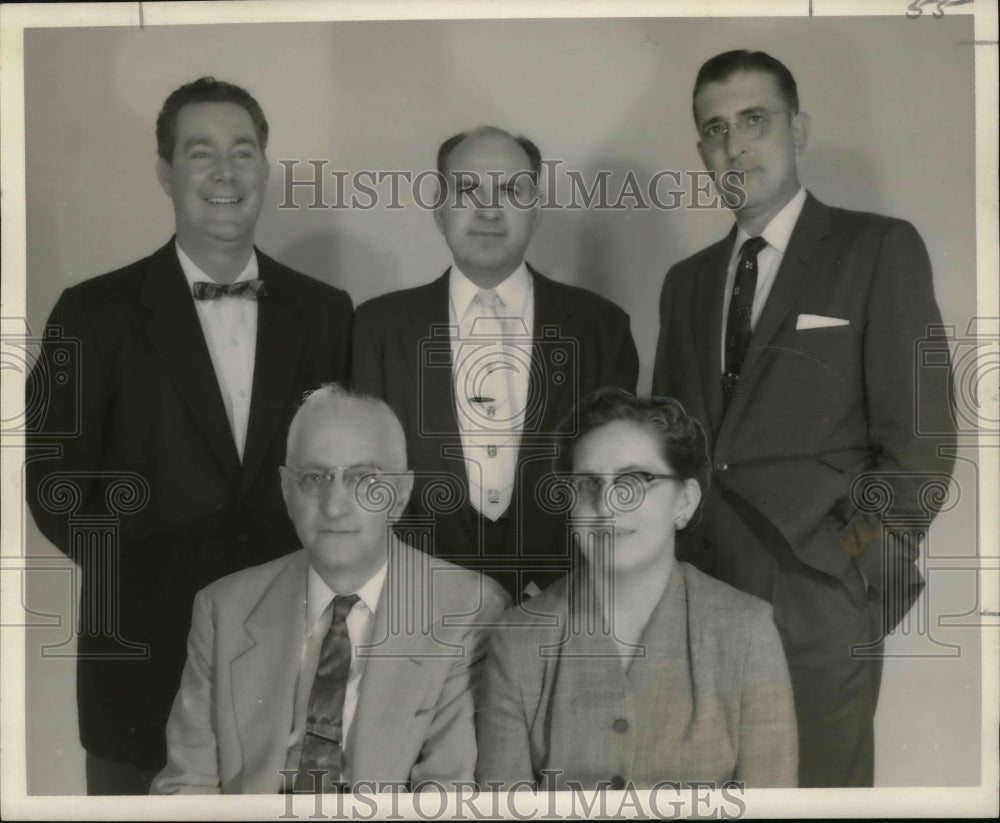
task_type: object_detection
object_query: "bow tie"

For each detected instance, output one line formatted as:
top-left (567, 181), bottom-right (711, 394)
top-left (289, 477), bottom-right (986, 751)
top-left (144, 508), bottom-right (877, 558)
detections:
top-left (192, 279), bottom-right (267, 301)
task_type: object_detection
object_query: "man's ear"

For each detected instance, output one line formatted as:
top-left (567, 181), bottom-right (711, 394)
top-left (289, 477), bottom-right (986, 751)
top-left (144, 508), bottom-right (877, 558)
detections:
top-left (791, 111), bottom-right (810, 156)
top-left (279, 466), bottom-right (292, 507)
top-left (155, 157), bottom-right (174, 198)
top-left (432, 178), bottom-right (448, 236)
top-left (389, 471), bottom-right (414, 522)
top-left (526, 195), bottom-right (542, 238)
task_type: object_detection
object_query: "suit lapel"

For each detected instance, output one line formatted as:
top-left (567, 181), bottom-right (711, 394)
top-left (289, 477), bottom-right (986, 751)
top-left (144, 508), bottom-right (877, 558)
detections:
top-left (400, 271), bottom-right (460, 445)
top-left (349, 544), bottom-right (431, 783)
top-left (399, 271), bottom-right (471, 519)
top-left (230, 551), bottom-right (308, 789)
top-left (140, 240), bottom-right (240, 478)
top-left (239, 251), bottom-right (308, 496)
top-left (694, 230), bottom-right (736, 436)
top-left (526, 266), bottom-right (572, 435)
top-left (720, 194), bottom-right (831, 438)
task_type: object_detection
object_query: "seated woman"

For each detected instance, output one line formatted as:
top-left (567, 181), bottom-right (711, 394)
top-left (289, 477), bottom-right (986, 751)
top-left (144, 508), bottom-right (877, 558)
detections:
top-left (475, 388), bottom-right (797, 790)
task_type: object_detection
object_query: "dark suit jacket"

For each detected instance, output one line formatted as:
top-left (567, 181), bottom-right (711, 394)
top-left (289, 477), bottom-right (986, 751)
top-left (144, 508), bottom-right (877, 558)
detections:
top-left (351, 265), bottom-right (638, 594)
top-left (475, 562), bottom-right (797, 789)
top-left (151, 544), bottom-right (510, 793)
top-left (652, 193), bottom-right (956, 654)
top-left (24, 239), bottom-right (353, 769)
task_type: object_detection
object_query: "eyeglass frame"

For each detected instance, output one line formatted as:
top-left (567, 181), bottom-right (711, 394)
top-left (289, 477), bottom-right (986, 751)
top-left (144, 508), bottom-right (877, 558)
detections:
top-left (698, 109), bottom-right (792, 147)
top-left (568, 470), bottom-right (684, 506)
top-left (281, 464), bottom-right (387, 498)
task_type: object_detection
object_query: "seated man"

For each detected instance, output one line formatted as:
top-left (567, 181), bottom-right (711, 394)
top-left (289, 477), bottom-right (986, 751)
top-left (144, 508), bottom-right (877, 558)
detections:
top-left (151, 383), bottom-right (509, 793)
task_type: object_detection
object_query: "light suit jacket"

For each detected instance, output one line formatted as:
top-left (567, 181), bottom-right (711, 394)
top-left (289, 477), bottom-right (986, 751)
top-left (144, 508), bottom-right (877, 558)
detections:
top-left (475, 562), bottom-right (797, 790)
top-left (151, 543), bottom-right (509, 793)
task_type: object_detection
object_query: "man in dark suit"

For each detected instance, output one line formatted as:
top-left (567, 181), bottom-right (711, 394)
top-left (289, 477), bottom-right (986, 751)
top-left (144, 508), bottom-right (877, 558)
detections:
top-left (24, 77), bottom-right (353, 794)
top-left (352, 126), bottom-right (638, 599)
top-left (652, 50), bottom-right (956, 786)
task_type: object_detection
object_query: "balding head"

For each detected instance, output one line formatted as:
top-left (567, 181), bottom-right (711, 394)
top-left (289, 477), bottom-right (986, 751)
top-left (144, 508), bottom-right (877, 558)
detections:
top-left (285, 383), bottom-right (408, 473)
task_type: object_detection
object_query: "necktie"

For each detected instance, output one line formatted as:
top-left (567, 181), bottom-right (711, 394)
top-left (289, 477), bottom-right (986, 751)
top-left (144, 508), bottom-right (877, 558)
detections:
top-left (473, 289), bottom-right (517, 427)
top-left (467, 289), bottom-right (522, 518)
top-left (722, 236), bottom-right (767, 409)
top-left (294, 593), bottom-right (359, 793)
top-left (191, 279), bottom-right (267, 300)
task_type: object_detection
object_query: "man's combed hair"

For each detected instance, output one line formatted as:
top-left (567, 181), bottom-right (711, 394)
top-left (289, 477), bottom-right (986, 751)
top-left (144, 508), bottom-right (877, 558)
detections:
top-left (286, 382), bottom-right (409, 470)
top-left (557, 387), bottom-right (711, 506)
top-left (436, 125), bottom-right (543, 182)
top-left (692, 50), bottom-right (799, 120)
top-left (156, 76), bottom-right (269, 163)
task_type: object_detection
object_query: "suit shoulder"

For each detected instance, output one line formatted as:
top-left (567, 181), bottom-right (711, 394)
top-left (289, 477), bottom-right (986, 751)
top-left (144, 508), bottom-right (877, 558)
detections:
top-left (679, 563), bottom-right (773, 625)
top-left (201, 551), bottom-right (301, 603)
top-left (664, 234), bottom-right (732, 282)
top-left (257, 251), bottom-right (353, 307)
top-left (399, 543), bottom-right (510, 613)
top-left (536, 274), bottom-right (629, 322)
top-left (494, 575), bottom-right (570, 631)
top-left (355, 281), bottom-right (438, 324)
top-left (823, 203), bottom-right (923, 242)
top-left (60, 249), bottom-right (160, 305)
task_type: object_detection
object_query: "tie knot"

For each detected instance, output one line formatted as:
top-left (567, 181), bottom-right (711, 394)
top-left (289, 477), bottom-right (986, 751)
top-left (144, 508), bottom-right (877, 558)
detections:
top-left (192, 278), bottom-right (267, 301)
top-left (476, 288), bottom-right (502, 312)
top-left (331, 593), bottom-right (359, 624)
top-left (740, 236), bottom-right (768, 260)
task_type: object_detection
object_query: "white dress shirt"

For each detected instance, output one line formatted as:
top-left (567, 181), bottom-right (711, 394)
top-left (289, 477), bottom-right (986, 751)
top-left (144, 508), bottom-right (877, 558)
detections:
top-left (285, 560), bottom-right (387, 778)
top-left (720, 186), bottom-right (807, 372)
top-left (449, 263), bottom-right (534, 520)
top-left (176, 242), bottom-right (258, 458)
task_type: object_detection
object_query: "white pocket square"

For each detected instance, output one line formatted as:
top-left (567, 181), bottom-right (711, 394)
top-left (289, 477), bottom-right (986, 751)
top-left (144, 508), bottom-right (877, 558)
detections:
top-left (796, 313), bottom-right (850, 330)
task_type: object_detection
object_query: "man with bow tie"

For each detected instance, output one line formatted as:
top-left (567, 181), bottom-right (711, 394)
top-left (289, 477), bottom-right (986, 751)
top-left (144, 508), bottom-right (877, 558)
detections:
top-left (24, 76), bottom-right (353, 794)
top-left (651, 50), bottom-right (956, 786)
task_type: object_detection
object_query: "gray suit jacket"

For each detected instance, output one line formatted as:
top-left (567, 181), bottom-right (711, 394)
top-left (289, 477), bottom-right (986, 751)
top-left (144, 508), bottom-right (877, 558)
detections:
top-left (151, 543), bottom-right (509, 793)
top-left (475, 562), bottom-right (797, 789)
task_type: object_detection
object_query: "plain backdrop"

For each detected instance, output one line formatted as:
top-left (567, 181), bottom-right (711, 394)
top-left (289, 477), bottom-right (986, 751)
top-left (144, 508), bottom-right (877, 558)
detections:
top-left (18, 15), bottom-right (981, 792)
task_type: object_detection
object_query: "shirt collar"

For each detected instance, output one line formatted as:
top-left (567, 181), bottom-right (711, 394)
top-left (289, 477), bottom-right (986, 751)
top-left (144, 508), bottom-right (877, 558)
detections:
top-left (305, 555), bottom-right (388, 632)
top-left (449, 261), bottom-right (531, 320)
top-left (734, 186), bottom-right (807, 256)
top-left (175, 240), bottom-right (259, 290)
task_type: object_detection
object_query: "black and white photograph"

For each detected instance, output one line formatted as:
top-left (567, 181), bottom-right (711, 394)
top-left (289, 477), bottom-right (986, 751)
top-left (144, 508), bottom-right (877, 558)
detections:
top-left (1, 0), bottom-right (997, 819)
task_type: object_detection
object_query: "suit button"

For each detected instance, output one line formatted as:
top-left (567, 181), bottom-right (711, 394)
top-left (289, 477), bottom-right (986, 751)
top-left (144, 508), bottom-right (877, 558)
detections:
top-left (715, 461), bottom-right (728, 472)
top-left (235, 533), bottom-right (248, 545)
top-left (610, 775), bottom-right (625, 790)
top-left (612, 718), bottom-right (628, 733)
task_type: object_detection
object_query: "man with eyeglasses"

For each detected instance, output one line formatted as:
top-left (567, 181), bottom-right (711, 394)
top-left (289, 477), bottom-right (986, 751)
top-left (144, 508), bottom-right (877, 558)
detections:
top-left (24, 77), bottom-right (353, 794)
top-left (652, 50), bottom-right (955, 786)
top-left (353, 126), bottom-right (638, 602)
top-left (152, 383), bottom-right (509, 793)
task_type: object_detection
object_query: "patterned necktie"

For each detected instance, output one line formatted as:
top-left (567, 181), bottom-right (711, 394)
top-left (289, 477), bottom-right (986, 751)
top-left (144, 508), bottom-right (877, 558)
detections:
top-left (722, 236), bottom-right (767, 410)
top-left (294, 593), bottom-right (359, 793)
top-left (191, 279), bottom-right (267, 300)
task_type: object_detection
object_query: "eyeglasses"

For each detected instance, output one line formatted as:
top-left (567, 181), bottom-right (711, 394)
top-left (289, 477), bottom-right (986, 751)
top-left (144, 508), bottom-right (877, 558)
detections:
top-left (570, 470), bottom-right (682, 508)
top-left (284, 465), bottom-right (382, 497)
top-left (699, 110), bottom-right (790, 147)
